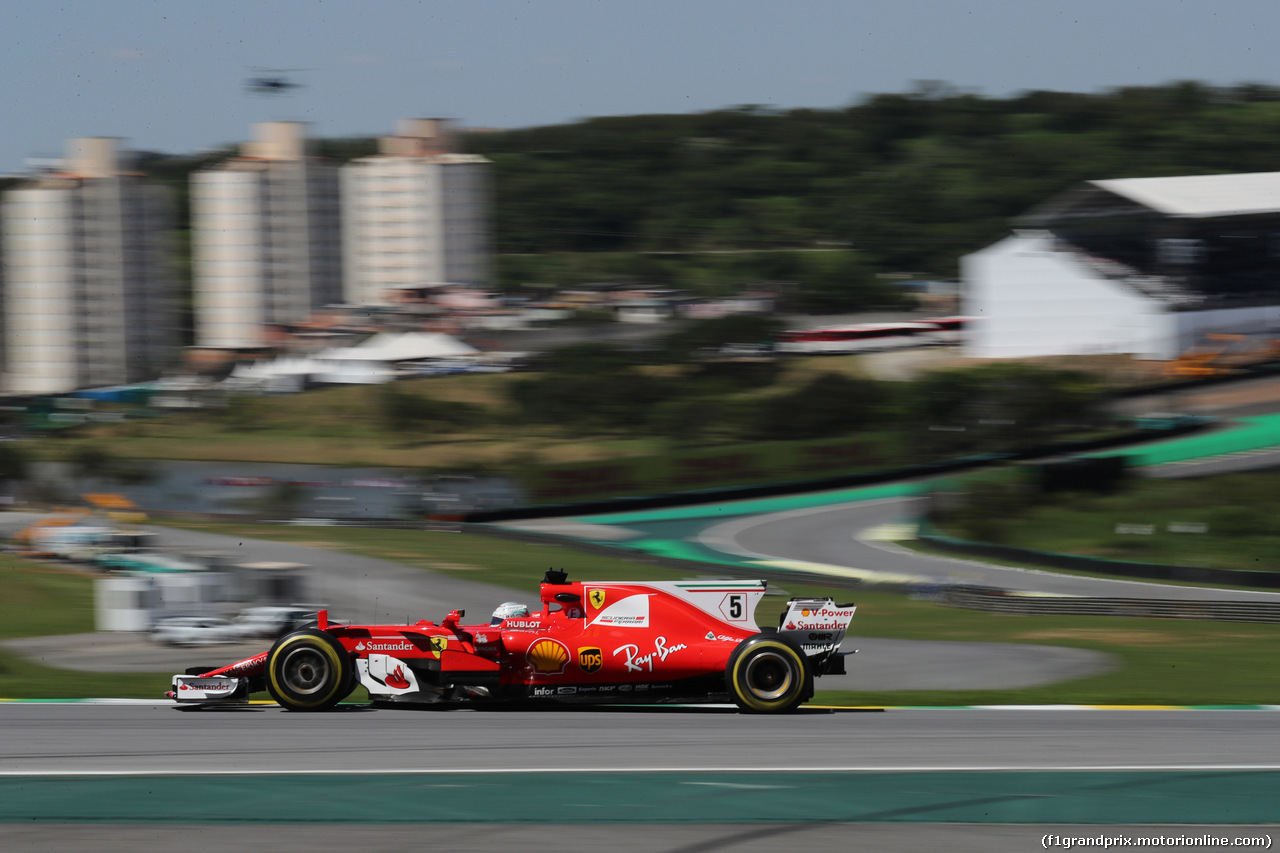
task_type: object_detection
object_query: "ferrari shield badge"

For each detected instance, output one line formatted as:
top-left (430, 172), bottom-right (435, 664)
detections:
top-left (588, 588), bottom-right (606, 610)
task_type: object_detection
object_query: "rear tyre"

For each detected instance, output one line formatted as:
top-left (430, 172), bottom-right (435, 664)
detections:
top-left (266, 629), bottom-right (353, 712)
top-left (726, 634), bottom-right (811, 714)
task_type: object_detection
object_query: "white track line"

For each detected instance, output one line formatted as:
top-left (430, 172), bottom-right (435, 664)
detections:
top-left (6, 765), bottom-right (1280, 777)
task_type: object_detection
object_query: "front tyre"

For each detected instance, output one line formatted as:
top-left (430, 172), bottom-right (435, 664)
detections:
top-left (726, 634), bottom-right (811, 714)
top-left (266, 629), bottom-right (352, 712)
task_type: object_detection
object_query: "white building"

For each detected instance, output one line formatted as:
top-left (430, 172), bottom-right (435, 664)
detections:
top-left (192, 122), bottom-right (342, 348)
top-left (2, 138), bottom-right (176, 394)
top-left (341, 119), bottom-right (491, 306)
top-left (964, 172), bottom-right (1280, 360)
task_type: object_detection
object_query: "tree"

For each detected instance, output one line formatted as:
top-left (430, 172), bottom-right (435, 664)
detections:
top-left (910, 364), bottom-right (1103, 455)
top-left (661, 315), bottom-right (786, 363)
top-left (749, 374), bottom-right (892, 441)
top-left (0, 443), bottom-right (28, 484)
top-left (508, 344), bottom-right (670, 432)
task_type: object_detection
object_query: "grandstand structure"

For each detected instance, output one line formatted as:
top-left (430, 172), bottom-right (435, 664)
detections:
top-left (963, 172), bottom-right (1280, 359)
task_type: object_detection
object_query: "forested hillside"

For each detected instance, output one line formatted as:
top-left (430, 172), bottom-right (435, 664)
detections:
top-left (463, 82), bottom-right (1280, 283)
top-left (128, 82), bottom-right (1280, 318)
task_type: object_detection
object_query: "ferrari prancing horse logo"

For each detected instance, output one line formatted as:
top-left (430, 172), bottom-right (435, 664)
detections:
top-left (588, 589), bottom-right (606, 610)
top-left (578, 647), bottom-right (603, 673)
top-left (428, 636), bottom-right (448, 657)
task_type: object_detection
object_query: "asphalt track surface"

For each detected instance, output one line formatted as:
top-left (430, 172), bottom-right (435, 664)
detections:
top-left (10, 824), bottom-right (1275, 853)
top-left (5, 704), bottom-right (1280, 851)
top-left (10, 704), bottom-right (1280, 775)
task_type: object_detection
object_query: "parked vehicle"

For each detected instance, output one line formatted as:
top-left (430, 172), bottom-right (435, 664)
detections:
top-left (150, 616), bottom-right (240, 647)
top-left (231, 606), bottom-right (318, 639)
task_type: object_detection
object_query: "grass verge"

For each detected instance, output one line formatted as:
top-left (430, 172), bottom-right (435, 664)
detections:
top-left (897, 536), bottom-right (1280, 593)
top-left (0, 553), bottom-right (169, 698)
top-left (934, 467), bottom-right (1280, 573)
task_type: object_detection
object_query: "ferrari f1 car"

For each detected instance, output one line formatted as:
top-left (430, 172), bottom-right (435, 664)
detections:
top-left (168, 571), bottom-right (857, 714)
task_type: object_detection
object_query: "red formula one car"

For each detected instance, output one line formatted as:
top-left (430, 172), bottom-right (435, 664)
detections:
top-left (168, 571), bottom-right (857, 714)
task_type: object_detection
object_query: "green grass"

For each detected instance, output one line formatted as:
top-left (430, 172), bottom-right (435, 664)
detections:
top-left (0, 554), bottom-right (100, 640)
top-left (899, 536), bottom-right (1280, 593)
top-left (33, 360), bottom-right (869, 469)
top-left (0, 553), bottom-right (171, 698)
top-left (8, 523), bottom-right (1280, 705)
top-left (936, 468), bottom-right (1280, 573)
top-left (156, 520), bottom-right (693, 592)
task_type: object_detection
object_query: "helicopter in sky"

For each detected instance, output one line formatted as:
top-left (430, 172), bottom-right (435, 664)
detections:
top-left (245, 68), bottom-right (308, 96)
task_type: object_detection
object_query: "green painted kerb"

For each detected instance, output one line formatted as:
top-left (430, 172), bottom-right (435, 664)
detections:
top-left (578, 482), bottom-right (924, 524)
top-left (5, 770), bottom-right (1280, 824)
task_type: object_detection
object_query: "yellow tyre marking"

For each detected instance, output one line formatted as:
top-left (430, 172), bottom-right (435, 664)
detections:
top-left (268, 635), bottom-right (344, 709)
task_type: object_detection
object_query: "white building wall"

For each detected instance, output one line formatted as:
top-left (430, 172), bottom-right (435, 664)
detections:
top-left (441, 158), bottom-right (491, 288)
top-left (3, 189), bottom-right (77, 393)
top-left (193, 151), bottom-right (341, 348)
top-left (3, 174), bottom-right (176, 394)
top-left (963, 232), bottom-right (1169, 359)
top-left (341, 152), bottom-right (490, 306)
top-left (193, 170), bottom-right (266, 348)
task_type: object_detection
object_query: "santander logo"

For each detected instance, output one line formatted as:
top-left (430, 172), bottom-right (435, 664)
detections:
top-left (385, 665), bottom-right (410, 690)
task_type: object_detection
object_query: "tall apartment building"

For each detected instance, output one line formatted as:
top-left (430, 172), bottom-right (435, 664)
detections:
top-left (2, 138), bottom-right (176, 395)
top-left (341, 119), bottom-right (491, 306)
top-left (192, 122), bottom-right (342, 348)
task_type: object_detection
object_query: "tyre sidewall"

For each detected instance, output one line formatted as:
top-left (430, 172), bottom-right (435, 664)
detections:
top-left (726, 633), bottom-right (810, 714)
top-left (266, 629), bottom-right (351, 711)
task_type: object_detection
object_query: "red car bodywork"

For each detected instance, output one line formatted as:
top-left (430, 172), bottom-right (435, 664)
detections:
top-left (169, 573), bottom-right (856, 713)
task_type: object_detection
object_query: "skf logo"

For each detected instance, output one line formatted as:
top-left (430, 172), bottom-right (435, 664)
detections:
top-left (578, 646), bottom-right (603, 673)
top-left (588, 589), bottom-right (607, 610)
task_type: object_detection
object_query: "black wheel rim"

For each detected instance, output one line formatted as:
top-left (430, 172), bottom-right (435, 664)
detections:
top-left (744, 650), bottom-right (793, 701)
top-left (281, 646), bottom-right (330, 695)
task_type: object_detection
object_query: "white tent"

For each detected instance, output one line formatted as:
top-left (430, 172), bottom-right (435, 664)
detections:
top-left (321, 332), bottom-right (478, 362)
top-left (313, 360), bottom-right (400, 385)
top-left (219, 333), bottom-right (483, 391)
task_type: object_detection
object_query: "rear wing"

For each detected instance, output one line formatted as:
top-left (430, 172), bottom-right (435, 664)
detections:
top-left (777, 598), bottom-right (857, 675)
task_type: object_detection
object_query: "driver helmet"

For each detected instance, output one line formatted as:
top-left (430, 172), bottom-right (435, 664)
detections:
top-left (491, 602), bottom-right (529, 625)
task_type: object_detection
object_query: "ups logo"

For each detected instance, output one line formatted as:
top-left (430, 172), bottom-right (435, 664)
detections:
top-left (578, 647), bottom-right (603, 673)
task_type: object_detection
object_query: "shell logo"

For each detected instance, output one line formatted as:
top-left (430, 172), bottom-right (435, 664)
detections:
top-left (527, 638), bottom-right (570, 674)
top-left (801, 609), bottom-right (812, 617)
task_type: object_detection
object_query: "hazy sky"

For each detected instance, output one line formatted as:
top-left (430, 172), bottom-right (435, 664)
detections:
top-left (5, 0), bottom-right (1279, 173)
